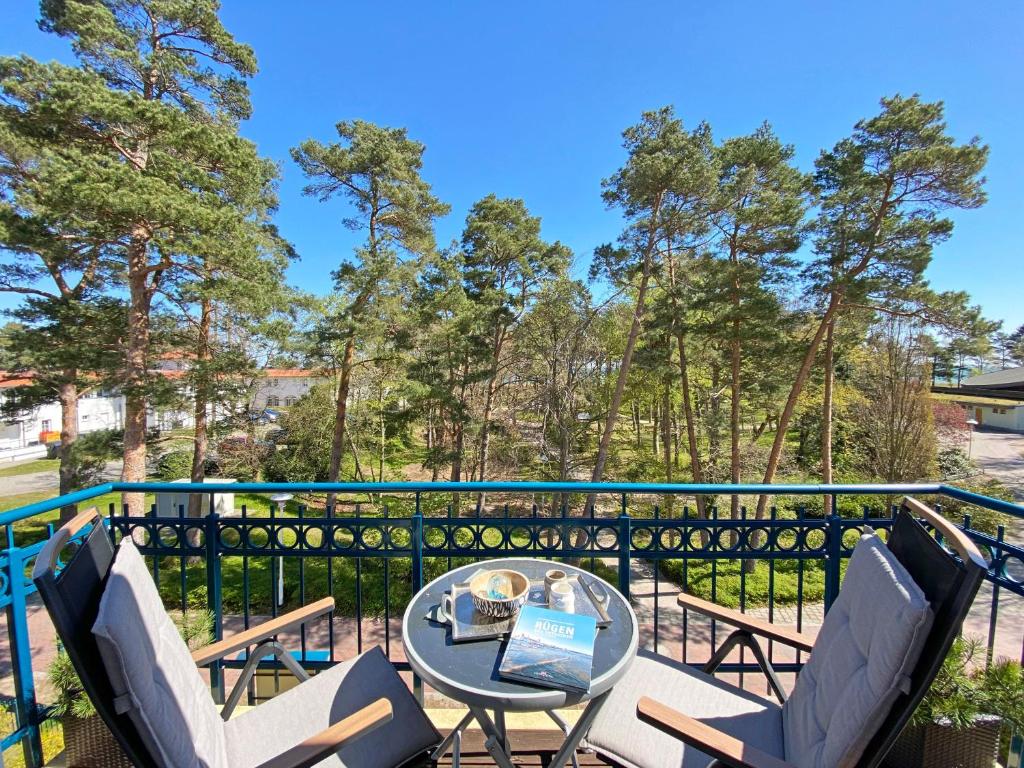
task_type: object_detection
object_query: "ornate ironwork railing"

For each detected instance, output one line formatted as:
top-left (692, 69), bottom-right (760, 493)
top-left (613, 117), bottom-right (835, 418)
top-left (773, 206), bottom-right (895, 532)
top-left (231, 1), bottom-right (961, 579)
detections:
top-left (0, 481), bottom-right (1021, 767)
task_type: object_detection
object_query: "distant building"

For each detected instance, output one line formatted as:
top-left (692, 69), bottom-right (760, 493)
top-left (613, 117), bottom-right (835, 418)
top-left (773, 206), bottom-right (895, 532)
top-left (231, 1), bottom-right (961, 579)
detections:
top-left (251, 369), bottom-right (329, 410)
top-left (0, 365), bottom-right (330, 461)
top-left (942, 366), bottom-right (1024, 433)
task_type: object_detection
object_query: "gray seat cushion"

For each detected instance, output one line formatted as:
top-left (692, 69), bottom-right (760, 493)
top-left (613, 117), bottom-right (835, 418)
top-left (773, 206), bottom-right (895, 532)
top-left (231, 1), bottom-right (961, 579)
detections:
top-left (225, 645), bottom-right (440, 768)
top-left (586, 649), bottom-right (785, 768)
top-left (92, 538), bottom-right (228, 768)
top-left (782, 534), bottom-right (933, 768)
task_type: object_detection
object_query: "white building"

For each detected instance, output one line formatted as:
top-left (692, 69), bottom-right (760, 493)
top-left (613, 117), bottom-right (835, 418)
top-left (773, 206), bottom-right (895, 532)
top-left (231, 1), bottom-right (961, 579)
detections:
top-left (950, 367), bottom-right (1024, 434)
top-left (0, 376), bottom-right (126, 460)
top-left (251, 369), bottom-right (329, 410)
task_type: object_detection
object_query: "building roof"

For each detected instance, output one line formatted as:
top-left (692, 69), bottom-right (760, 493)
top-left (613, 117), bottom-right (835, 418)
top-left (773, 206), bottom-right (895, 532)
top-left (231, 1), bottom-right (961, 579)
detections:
top-left (932, 392), bottom-right (1022, 408)
top-left (0, 371), bottom-right (35, 389)
top-left (262, 368), bottom-right (323, 378)
top-left (961, 366), bottom-right (1024, 389)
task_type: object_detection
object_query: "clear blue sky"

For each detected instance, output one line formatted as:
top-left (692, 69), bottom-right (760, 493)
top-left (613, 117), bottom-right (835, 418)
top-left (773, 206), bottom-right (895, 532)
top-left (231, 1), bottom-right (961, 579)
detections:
top-left (3, 1), bottom-right (1022, 332)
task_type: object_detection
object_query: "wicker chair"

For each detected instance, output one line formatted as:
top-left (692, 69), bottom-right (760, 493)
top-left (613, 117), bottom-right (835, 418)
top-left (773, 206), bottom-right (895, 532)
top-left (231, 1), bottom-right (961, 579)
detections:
top-left (33, 507), bottom-right (440, 768)
top-left (584, 497), bottom-right (988, 768)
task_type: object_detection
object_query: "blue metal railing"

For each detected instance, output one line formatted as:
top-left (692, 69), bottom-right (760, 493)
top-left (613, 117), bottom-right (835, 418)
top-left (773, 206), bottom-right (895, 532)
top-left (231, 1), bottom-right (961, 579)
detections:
top-left (0, 481), bottom-right (1022, 767)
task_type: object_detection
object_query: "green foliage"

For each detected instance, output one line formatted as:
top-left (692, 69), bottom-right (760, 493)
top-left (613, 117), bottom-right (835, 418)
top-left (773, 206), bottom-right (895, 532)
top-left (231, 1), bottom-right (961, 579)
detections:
top-left (262, 384), bottom-right (336, 482)
top-left (156, 450), bottom-right (194, 481)
top-left (937, 446), bottom-right (973, 480)
top-left (660, 557), bottom-right (827, 608)
top-left (912, 637), bottom-right (1024, 732)
top-left (936, 479), bottom-right (1014, 535)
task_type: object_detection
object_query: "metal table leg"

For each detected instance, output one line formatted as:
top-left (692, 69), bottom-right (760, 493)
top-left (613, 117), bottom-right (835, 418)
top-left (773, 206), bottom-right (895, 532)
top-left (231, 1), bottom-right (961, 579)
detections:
top-left (469, 706), bottom-right (516, 768)
top-left (430, 710), bottom-right (475, 763)
top-left (547, 691), bottom-right (612, 768)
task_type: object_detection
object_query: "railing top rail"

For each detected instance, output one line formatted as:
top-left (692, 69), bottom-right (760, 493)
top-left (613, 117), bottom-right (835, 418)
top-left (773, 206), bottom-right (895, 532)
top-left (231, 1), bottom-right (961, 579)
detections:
top-left (3, 480), bottom-right (1021, 527)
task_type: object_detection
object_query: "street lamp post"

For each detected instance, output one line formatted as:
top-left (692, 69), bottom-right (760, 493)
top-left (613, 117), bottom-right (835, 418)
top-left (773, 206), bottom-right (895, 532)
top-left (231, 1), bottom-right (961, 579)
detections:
top-left (269, 493), bottom-right (293, 607)
top-left (965, 418), bottom-right (978, 459)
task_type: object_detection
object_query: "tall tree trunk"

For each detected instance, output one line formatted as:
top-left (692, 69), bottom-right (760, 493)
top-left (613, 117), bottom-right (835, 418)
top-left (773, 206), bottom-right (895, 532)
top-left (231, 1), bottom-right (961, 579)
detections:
top-left (58, 376), bottom-right (79, 523)
top-left (188, 298), bottom-right (212, 520)
top-left (121, 231), bottom-right (152, 516)
top-left (729, 244), bottom-right (744, 523)
top-left (327, 335), bottom-right (357, 511)
top-left (587, 249), bottom-right (654, 512)
top-left (661, 368), bottom-right (673, 515)
top-left (755, 295), bottom-right (842, 520)
top-left (821, 317), bottom-right (836, 515)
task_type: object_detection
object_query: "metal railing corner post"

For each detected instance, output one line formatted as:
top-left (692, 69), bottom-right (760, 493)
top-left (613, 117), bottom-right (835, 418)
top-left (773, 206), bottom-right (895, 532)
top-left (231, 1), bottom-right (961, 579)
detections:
top-left (5, 543), bottom-right (43, 767)
top-left (204, 503), bottom-right (224, 704)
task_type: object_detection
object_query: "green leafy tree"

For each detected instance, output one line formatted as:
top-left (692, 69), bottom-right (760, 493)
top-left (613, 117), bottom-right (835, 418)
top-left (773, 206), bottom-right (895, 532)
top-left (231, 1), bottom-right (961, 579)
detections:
top-left (461, 195), bottom-right (568, 489)
top-left (292, 120), bottom-right (449, 503)
top-left (7, 0), bottom-right (280, 514)
top-left (756, 95), bottom-right (988, 519)
top-left (705, 124), bottom-right (810, 517)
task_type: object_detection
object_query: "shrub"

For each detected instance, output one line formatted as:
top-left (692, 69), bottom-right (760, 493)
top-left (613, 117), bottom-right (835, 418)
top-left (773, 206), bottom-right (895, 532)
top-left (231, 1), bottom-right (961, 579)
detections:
top-left (937, 446), bottom-right (973, 480)
top-left (156, 450), bottom-right (193, 481)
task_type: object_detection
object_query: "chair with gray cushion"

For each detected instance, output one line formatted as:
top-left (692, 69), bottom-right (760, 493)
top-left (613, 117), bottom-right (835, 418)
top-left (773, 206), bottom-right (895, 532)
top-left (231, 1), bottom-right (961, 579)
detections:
top-left (584, 497), bottom-right (988, 768)
top-left (33, 508), bottom-right (441, 768)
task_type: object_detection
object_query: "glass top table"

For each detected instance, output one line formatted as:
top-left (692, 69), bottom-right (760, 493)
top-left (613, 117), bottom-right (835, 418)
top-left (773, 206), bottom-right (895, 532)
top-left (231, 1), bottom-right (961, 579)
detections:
top-left (402, 558), bottom-right (638, 768)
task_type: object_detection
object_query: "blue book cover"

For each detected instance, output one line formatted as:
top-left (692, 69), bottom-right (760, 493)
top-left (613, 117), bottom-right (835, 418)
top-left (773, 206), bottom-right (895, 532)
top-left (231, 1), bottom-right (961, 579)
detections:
top-left (498, 605), bottom-right (597, 693)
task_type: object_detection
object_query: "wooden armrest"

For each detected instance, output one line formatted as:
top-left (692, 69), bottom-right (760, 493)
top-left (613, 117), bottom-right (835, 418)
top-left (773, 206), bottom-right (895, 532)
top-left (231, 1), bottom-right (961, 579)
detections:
top-left (677, 593), bottom-right (815, 653)
top-left (254, 698), bottom-right (392, 768)
top-left (637, 697), bottom-right (796, 768)
top-left (192, 597), bottom-right (335, 666)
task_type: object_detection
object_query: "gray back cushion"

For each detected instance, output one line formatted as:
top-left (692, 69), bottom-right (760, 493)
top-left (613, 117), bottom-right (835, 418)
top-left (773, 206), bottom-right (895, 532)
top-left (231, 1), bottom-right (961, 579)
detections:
top-left (783, 534), bottom-right (932, 768)
top-left (93, 538), bottom-right (227, 768)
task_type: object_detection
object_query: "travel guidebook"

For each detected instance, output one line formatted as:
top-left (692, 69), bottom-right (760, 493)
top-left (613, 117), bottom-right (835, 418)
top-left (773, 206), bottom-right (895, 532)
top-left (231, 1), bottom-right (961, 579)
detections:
top-left (498, 605), bottom-right (597, 693)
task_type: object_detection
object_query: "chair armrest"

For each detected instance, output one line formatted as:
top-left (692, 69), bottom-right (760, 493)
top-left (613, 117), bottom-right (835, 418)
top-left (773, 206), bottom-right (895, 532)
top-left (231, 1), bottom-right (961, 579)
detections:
top-left (677, 593), bottom-right (815, 653)
top-left (192, 597), bottom-right (335, 666)
top-left (637, 697), bottom-right (796, 768)
top-left (254, 698), bottom-right (392, 768)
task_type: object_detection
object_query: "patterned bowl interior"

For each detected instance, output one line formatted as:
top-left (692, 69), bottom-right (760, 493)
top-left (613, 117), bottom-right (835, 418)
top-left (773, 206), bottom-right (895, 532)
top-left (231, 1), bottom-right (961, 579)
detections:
top-left (469, 569), bottom-right (530, 618)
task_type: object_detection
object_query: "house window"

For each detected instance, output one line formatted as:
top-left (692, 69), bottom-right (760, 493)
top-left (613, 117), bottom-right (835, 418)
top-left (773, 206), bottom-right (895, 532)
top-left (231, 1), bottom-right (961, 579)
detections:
top-left (267, 396), bottom-right (280, 407)
top-left (285, 397), bottom-right (296, 406)
top-left (41, 420), bottom-right (52, 432)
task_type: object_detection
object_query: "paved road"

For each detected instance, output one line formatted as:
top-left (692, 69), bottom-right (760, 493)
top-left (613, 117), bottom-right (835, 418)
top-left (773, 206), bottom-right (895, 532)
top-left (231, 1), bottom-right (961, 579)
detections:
top-left (970, 427), bottom-right (1024, 501)
top-left (0, 460), bottom-right (122, 497)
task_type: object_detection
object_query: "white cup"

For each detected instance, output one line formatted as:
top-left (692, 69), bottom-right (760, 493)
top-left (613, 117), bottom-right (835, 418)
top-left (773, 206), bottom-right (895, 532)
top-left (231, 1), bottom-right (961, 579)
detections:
top-left (545, 569), bottom-right (568, 601)
top-left (549, 580), bottom-right (575, 613)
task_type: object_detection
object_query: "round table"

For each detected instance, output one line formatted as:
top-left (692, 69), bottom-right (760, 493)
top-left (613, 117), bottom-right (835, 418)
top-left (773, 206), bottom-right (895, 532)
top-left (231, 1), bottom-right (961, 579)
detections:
top-left (402, 558), bottom-right (638, 768)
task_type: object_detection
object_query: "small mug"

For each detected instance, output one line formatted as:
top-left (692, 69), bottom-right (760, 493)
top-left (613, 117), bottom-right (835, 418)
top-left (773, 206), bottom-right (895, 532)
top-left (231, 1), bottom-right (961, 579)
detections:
top-left (549, 580), bottom-right (575, 613)
top-left (545, 569), bottom-right (567, 602)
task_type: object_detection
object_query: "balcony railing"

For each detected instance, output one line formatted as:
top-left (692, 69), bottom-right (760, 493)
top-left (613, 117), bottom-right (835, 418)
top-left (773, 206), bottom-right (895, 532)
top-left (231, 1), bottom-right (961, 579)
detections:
top-left (1, 481), bottom-right (1022, 767)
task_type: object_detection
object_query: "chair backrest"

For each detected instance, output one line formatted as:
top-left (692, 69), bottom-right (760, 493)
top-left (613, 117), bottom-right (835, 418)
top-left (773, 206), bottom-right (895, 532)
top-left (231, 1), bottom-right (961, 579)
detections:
top-left (857, 497), bottom-right (988, 768)
top-left (32, 509), bottom-right (156, 768)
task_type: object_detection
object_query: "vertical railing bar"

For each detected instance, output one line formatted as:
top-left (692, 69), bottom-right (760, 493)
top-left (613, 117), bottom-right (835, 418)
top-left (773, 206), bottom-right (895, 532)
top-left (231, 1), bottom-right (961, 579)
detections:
top-left (653, 502), bottom-right (660, 654)
top-left (739, 504), bottom-right (747, 690)
top-left (412, 492), bottom-right (424, 704)
top-left (767, 505), bottom-right (777, 696)
top-left (384, 503), bottom-right (391, 660)
top-left (205, 494), bottom-right (224, 704)
top-left (987, 522), bottom-right (1004, 668)
top-left (796, 504), bottom-right (805, 670)
top-left (241, 504), bottom-right (250, 633)
top-left (710, 504), bottom-right (718, 656)
top-left (178, 502), bottom-right (186, 616)
top-left (682, 503), bottom-right (689, 665)
top-left (618, 493), bottom-right (630, 600)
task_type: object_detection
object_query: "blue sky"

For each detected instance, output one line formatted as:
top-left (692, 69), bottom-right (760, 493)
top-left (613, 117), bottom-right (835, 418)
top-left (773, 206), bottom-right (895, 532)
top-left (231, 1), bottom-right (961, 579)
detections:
top-left (3, 1), bottom-right (1022, 332)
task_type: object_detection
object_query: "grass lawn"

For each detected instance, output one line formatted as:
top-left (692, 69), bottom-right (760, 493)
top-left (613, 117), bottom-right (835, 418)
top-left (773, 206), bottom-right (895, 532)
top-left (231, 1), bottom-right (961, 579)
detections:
top-left (0, 459), bottom-right (59, 478)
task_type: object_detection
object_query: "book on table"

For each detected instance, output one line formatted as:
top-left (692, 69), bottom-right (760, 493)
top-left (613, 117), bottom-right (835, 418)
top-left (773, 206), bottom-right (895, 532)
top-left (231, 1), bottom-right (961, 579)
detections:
top-left (498, 605), bottom-right (597, 694)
